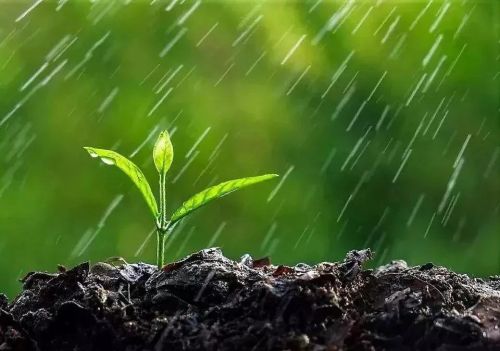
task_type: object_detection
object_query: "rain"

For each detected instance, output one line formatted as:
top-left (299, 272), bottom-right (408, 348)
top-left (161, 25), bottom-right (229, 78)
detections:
top-left (0, 0), bottom-right (498, 301)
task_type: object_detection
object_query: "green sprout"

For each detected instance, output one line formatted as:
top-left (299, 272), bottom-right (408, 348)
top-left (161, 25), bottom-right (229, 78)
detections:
top-left (84, 131), bottom-right (278, 269)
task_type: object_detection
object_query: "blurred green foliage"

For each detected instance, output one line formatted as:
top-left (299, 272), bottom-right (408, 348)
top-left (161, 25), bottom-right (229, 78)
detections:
top-left (0, 0), bottom-right (498, 298)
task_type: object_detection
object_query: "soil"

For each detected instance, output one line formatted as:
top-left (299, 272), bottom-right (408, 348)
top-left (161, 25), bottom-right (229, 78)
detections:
top-left (1, 248), bottom-right (499, 351)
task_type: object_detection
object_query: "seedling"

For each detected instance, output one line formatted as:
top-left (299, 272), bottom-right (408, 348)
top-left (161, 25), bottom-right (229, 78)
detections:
top-left (84, 131), bottom-right (278, 268)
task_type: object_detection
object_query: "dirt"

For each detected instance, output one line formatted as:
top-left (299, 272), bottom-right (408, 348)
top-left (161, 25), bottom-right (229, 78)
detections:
top-left (1, 248), bottom-right (499, 351)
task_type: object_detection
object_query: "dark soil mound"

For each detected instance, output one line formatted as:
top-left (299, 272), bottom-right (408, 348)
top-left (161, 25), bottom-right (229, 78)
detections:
top-left (1, 248), bottom-right (499, 350)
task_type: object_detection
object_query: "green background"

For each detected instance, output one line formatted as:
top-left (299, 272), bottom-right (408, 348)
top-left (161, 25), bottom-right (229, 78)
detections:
top-left (0, 0), bottom-right (498, 298)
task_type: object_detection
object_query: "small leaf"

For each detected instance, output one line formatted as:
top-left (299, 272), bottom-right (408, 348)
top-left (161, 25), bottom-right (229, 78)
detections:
top-left (84, 147), bottom-right (159, 217)
top-left (170, 174), bottom-right (278, 223)
top-left (153, 130), bottom-right (174, 175)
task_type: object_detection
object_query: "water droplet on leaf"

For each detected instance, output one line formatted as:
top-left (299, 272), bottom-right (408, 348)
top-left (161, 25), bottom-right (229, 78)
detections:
top-left (101, 157), bottom-right (115, 165)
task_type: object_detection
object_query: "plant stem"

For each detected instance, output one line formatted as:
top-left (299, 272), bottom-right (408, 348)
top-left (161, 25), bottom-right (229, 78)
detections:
top-left (156, 229), bottom-right (165, 269)
top-left (160, 173), bottom-right (167, 228)
top-left (159, 173), bottom-right (164, 227)
top-left (156, 172), bottom-right (168, 269)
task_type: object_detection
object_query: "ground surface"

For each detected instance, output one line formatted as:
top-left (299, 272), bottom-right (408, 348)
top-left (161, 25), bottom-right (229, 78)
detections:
top-left (1, 248), bottom-right (499, 351)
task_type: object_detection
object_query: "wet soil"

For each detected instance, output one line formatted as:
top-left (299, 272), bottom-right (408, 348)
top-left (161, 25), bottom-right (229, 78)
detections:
top-left (1, 248), bottom-right (499, 350)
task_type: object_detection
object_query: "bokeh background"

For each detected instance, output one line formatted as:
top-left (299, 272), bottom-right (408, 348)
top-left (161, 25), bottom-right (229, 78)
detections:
top-left (0, 0), bottom-right (498, 298)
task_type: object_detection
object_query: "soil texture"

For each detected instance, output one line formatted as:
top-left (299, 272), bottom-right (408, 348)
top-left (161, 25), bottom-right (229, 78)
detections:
top-left (1, 248), bottom-right (499, 350)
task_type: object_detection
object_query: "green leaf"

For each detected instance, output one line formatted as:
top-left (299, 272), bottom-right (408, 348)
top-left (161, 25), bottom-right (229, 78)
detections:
top-left (153, 130), bottom-right (174, 175)
top-left (170, 174), bottom-right (278, 223)
top-left (84, 147), bottom-right (159, 217)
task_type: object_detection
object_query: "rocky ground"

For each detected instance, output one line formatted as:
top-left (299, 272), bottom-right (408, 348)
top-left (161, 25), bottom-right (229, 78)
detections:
top-left (1, 248), bottom-right (499, 350)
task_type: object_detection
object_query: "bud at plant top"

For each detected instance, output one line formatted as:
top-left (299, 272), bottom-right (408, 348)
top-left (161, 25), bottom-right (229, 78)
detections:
top-left (153, 130), bottom-right (174, 175)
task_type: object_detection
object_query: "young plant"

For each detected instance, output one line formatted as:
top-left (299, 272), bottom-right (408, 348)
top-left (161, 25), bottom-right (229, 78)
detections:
top-left (84, 131), bottom-right (278, 269)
